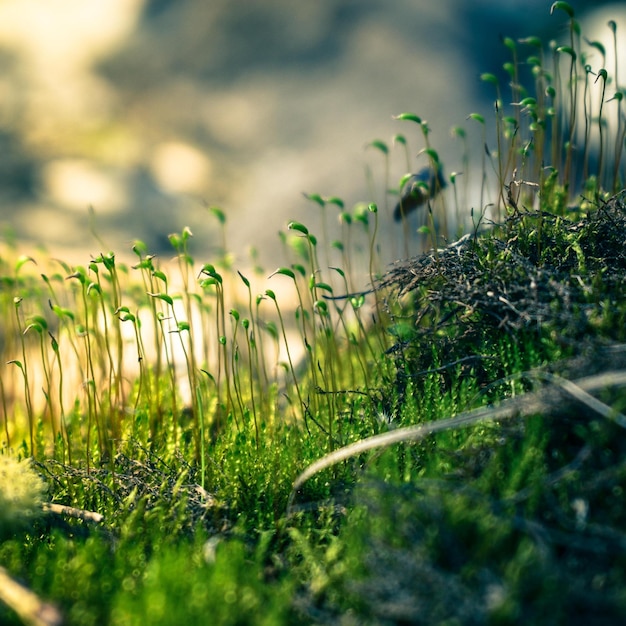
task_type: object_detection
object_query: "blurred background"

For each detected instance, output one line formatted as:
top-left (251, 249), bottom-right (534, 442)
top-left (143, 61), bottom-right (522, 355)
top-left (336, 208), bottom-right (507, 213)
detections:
top-left (0, 0), bottom-right (622, 270)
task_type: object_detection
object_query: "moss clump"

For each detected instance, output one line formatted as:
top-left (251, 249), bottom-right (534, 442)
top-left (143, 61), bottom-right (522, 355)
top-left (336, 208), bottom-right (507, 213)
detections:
top-left (0, 454), bottom-right (46, 538)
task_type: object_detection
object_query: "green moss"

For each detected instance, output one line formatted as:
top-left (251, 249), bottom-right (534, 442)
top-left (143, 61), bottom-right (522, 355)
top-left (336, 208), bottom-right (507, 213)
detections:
top-left (0, 455), bottom-right (46, 538)
top-left (2, 2), bottom-right (626, 623)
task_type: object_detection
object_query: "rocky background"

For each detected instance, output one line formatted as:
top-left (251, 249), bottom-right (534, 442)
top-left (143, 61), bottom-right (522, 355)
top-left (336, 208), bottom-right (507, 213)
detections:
top-left (0, 0), bottom-right (621, 269)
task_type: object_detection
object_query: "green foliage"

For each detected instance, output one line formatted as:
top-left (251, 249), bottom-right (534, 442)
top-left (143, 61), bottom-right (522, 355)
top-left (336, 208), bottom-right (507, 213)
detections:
top-left (1, 3), bottom-right (626, 623)
top-left (0, 455), bottom-right (46, 538)
top-left (113, 535), bottom-right (294, 626)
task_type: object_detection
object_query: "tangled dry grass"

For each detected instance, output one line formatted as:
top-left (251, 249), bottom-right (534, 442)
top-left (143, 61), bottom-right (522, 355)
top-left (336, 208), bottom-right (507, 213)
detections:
top-left (379, 190), bottom-right (626, 341)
